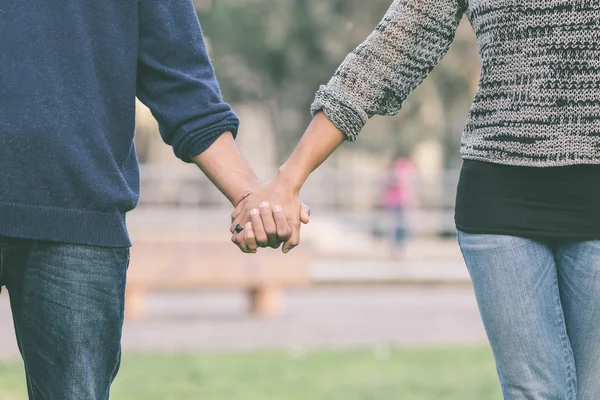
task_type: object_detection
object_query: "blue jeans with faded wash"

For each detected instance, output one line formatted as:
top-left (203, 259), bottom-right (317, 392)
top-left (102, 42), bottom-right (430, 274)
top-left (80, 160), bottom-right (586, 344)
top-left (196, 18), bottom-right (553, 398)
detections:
top-left (457, 232), bottom-right (600, 400)
top-left (0, 237), bottom-right (129, 400)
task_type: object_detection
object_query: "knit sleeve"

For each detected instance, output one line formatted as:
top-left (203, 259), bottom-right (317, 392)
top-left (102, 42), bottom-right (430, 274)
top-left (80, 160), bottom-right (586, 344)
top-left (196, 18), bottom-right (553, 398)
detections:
top-left (311, 0), bottom-right (466, 141)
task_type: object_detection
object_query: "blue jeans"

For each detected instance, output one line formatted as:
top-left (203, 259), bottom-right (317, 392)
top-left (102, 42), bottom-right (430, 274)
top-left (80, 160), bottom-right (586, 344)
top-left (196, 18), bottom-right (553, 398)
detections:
top-left (458, 232), bottom-right (600, 400)
top-left (0, 237), bottom-right (129, 400)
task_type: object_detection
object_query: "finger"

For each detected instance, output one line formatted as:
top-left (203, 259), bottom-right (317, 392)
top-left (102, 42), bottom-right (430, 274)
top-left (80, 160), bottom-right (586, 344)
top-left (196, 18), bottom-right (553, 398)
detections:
top-left (250, 208), bottom-right (269, 247)
top-left (231, 201), bottom-right (246, 223)
top-left (300, 203), bottom-right (311, 225)
top-left (259, 202), bottom-right (276, 235)
top-left (230, 217), bottom-right (241, 234)
top-left (282, 220), bottom-right (301, 254)
top-left (243, 222), bottom-right (258, 253)
top-left (230, 208), bottom-right (247, 234)
top-left (232, 228), bottom-right (255, 254)
top-left (273, 205), bottom-right (292, 242)
top-left (231, 231), bottom-right (249, 253)
top-left (268, 235), bottom-right (282, 249)
top-left (259, 202), bottom-right (280, 249)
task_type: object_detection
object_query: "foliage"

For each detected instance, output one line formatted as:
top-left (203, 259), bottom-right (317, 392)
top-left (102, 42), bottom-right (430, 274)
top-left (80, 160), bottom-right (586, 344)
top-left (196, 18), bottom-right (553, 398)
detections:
top-left (200, 0), bottom-right (480, 165)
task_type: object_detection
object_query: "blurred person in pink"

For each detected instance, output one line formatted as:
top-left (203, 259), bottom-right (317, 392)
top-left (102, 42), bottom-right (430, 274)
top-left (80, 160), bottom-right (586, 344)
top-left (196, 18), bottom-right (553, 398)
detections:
top-left (381, 157), bottom-right (418, 256)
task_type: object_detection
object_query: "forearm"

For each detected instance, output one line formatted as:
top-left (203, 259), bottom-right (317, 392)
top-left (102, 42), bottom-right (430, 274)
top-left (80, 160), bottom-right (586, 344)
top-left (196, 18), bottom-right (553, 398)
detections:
top-left (276, 112), bottom-right (345, 191)
top-left (192, 132), bottom-right (260, 206)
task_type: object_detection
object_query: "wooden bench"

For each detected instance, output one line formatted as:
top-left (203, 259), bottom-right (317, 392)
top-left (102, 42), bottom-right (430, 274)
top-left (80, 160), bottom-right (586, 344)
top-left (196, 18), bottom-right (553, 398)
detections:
top-left (125, 231), bottom-right (313, 320)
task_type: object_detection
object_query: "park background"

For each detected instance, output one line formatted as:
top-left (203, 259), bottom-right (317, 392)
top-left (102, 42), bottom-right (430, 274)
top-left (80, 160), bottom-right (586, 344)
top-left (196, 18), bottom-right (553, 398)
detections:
top-left (0, 0), bottom-right (503, 398)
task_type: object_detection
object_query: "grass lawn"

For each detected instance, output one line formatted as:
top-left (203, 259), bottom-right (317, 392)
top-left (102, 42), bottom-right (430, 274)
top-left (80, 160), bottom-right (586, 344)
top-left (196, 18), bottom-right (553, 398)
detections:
top-left (0, 346), bottom-right (502, 400)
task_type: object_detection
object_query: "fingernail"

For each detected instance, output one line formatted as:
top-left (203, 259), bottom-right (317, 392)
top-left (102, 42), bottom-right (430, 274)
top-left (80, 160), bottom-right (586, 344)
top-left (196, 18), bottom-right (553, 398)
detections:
top-left (251, 209), bottom-right (259, 216)
top-left (273, 205), bottom-right (282, 213)
top-left (260, 202), bottom-right (269, 209)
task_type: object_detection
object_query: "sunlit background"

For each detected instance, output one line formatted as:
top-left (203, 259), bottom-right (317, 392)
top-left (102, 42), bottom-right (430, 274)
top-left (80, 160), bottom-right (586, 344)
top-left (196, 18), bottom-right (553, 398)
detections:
top-left (0, 1), bottom-right (503, 399)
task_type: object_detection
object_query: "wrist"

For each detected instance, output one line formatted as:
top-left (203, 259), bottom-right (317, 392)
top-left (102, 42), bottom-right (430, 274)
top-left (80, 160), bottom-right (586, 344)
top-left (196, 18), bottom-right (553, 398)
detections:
top-left (233, 184), bottom-right (259, 206)
top-left (276, 164), bottom-right (304, 194)
top-left (233, 191), bottom-right (253, 207)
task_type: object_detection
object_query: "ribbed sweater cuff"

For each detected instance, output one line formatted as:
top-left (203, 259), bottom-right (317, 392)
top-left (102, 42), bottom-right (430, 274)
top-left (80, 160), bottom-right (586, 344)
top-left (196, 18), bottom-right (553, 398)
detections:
top-left (176, 124), bottom-right (239, 163)
top-left (310, 89), bottom-right (366, 142)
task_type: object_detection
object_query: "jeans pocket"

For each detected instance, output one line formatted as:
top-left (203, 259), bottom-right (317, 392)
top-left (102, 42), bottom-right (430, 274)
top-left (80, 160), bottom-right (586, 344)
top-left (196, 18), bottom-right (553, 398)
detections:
top-left (0, 237), bottom-right (27, 253)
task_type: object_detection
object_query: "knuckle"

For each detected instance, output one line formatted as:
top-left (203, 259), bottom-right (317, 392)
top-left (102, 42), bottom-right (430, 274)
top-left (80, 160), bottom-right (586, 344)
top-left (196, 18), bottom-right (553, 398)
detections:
top-left (256, 235), bottom-right (269, 246)
top-left (256, 231), bottom-right (268, 239)
top-left (279, 228), bottom-right (292, 238)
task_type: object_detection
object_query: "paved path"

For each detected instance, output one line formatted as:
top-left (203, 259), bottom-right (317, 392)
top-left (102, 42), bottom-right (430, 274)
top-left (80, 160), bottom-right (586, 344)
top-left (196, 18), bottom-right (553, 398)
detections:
top-left (0, 208), bottom-right (478, 359)
top-left (312, 258), bottom-right (469, 283)
top-left (0, 285), bottom-right (487, 359)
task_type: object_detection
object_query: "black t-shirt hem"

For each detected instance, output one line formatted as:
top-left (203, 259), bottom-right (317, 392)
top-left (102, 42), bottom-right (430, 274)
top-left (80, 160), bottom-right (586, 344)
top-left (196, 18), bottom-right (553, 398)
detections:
top-left (455, 223), bottom-right (600, 242)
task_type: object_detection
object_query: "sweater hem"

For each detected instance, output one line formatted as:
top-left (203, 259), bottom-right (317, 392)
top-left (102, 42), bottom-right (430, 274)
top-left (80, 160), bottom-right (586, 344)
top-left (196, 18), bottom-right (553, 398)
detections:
top-left (0, 202), bottom-right (131, 247)
top-left (461, 152), bottom-right (600, 168)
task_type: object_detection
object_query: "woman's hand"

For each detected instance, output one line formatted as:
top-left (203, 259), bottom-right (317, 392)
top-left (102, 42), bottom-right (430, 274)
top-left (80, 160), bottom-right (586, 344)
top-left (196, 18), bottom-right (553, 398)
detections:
top-left (230, 175), bottom-right (310, 254)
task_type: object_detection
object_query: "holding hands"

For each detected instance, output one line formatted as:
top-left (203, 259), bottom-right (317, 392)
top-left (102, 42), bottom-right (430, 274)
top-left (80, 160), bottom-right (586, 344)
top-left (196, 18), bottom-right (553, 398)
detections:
top-left (227, 112), bottom-right (346, 254)
top-left (230, 176), bottom-right (310, 254)
top-left (194, 114), bottom-right (343, 255)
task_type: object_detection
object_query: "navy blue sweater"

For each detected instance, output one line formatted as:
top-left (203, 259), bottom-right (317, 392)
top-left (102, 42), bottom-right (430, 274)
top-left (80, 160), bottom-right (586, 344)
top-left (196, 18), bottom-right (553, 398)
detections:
top-left (0, 0), bottom-right (239, 246)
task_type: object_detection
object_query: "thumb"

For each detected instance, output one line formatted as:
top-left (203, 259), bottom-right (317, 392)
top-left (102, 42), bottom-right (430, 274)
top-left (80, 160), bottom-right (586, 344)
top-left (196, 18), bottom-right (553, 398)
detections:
top-left (300, 203), bottom-right (310, 224)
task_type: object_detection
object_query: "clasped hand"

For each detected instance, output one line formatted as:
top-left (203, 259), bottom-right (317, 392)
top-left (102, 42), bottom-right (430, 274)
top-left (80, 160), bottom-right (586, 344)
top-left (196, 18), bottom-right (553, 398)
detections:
top-left (230, 178), bottom-right (309, 254)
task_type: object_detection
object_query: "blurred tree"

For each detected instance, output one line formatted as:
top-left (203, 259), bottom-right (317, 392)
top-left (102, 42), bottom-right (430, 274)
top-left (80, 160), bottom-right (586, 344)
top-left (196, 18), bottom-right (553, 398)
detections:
top-left (199, 0), bottom-right (480, 167)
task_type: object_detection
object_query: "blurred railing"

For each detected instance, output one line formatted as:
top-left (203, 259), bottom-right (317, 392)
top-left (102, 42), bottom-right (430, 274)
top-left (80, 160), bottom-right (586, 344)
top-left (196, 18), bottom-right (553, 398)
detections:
top-left (138, 164), bottom-right (460, 211)
top-left (136, 164), bottom-right (461, 238)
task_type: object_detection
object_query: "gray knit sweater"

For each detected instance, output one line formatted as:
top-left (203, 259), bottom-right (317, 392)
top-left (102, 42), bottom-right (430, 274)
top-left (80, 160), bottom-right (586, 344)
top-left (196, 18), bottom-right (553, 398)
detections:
top-left (311, 1), bottom-right (600, 167)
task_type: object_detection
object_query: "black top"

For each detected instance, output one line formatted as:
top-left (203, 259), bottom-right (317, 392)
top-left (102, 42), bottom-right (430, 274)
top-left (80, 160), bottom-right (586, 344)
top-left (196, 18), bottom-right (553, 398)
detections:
top-left (455, 160), bottom-right (600, 240)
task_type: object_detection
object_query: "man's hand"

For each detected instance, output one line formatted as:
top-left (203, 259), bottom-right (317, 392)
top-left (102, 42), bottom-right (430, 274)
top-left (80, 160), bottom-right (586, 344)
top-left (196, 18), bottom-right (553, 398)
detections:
top-left (230, 177), bottom-right (310, 254)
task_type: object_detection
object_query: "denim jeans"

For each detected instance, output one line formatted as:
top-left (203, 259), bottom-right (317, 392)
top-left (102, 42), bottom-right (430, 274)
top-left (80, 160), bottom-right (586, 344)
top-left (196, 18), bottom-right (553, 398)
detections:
top-left (458, 232), bottom-right (600, 400)
top-left (0, 237), bottom-right (129, 400)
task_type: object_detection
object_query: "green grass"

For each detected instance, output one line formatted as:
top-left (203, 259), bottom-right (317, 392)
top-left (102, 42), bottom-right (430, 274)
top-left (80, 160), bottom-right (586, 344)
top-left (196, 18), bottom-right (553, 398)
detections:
top-left (0, 346), bottom-right (502, 400)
